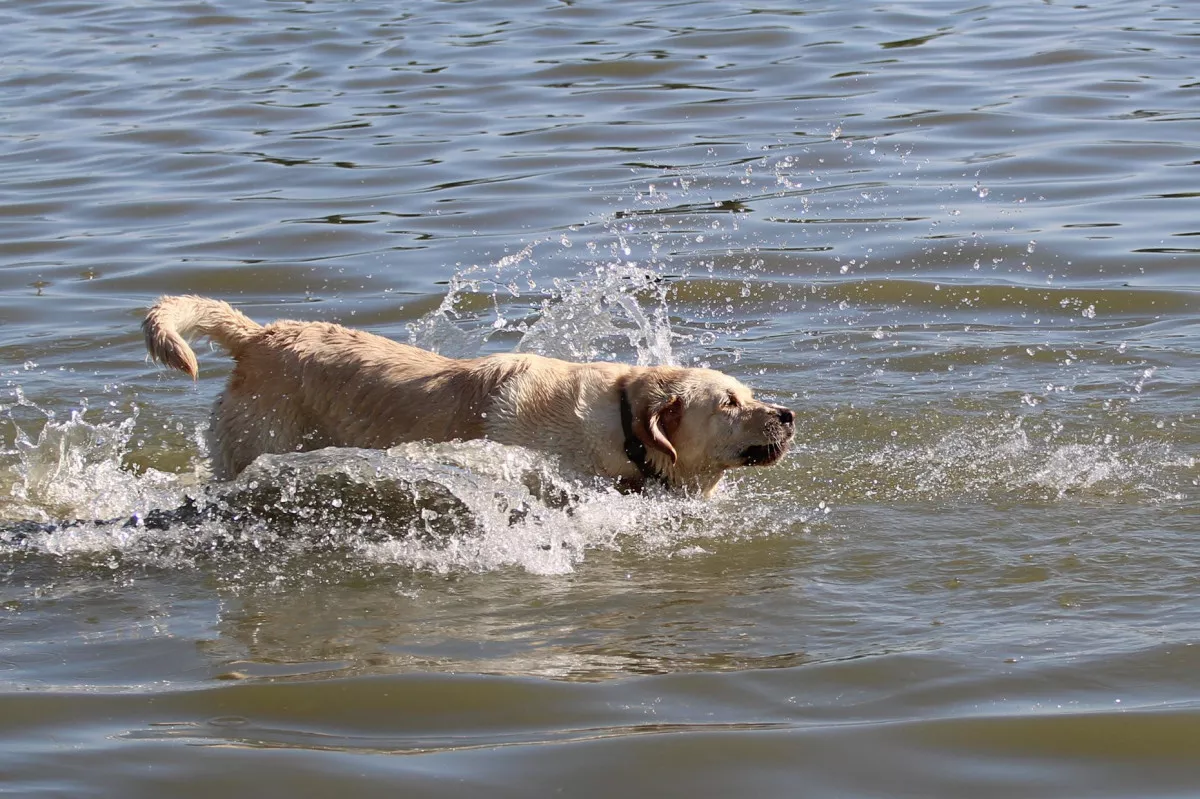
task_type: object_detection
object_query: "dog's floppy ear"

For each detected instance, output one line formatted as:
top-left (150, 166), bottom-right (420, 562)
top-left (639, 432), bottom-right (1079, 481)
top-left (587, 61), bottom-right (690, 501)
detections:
top-left (626, 371), bottom-right (685, 465)
top-left (642, 394), bottom-right (683, 464)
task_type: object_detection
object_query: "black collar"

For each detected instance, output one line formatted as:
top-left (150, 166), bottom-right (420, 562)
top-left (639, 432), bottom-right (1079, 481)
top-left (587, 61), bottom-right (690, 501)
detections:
top-left (620, 385), bottom-right (661, 483)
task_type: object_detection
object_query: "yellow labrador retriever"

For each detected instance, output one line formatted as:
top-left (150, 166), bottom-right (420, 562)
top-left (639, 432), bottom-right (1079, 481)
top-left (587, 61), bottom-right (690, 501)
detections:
top-left (143, 295), bottom-right (794, 496)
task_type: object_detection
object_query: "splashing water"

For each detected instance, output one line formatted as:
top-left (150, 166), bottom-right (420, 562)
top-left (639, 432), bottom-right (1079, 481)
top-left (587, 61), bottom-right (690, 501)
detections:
top-left (408, 258), bottom-right (678, 366)
top-left (4, 437), bottom-right (817, 577)
top-left (0, 259), bottom-right (764, 576)
top-left (513, 265), bottom-right (677, 366)
top-left (2, 255), bottom-right (1193, 577)
top-left (833, 415), bottom-right (1192, 503)
top-left (1, 394), bottom-right (189, 523)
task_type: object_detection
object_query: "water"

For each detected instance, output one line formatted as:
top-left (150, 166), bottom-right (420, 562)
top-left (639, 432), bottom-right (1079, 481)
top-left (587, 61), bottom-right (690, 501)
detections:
top-left (2, 0), bottom-right (1198, 795)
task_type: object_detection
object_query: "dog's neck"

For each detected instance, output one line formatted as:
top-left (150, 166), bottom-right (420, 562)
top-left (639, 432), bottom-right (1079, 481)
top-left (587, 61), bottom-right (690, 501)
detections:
top-left (619, 386), bottom-right (664, 486)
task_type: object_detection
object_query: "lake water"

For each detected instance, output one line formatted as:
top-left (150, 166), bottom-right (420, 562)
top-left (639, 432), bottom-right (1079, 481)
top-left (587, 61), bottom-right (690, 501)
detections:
top-left (2, 0), bottom-right (1198, 795)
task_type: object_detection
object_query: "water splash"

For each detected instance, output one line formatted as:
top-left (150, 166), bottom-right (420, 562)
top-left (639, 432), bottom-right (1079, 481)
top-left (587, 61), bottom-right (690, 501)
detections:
top-left (831, 415), bottom-right (1193, 503)
top-left (4, 439), bottom-right (817, 577)
top-left (0, 261), bottom-right (759, 576)
top-left (1, 397), bottom-right (1191, 577)
top-left (2, 255), bottom-right (1193, 579)
top-left (408, 255), bottom-right (677, 366)
top-left (514, 264), bottom-right (676, 365)
top-left (404, 266), bottom-right (502, 359)
top-left (1, 394), bottom-right (189, 523)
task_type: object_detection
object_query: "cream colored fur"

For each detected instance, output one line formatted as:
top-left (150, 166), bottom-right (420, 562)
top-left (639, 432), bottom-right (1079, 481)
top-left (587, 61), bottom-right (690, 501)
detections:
top-left (143, 295), bottom-right (795, 496)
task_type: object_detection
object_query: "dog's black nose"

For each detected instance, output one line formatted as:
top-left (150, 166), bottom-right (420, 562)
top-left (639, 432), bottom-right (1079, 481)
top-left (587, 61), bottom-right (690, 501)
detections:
top-left (777, 407), bottom-right (795, 426)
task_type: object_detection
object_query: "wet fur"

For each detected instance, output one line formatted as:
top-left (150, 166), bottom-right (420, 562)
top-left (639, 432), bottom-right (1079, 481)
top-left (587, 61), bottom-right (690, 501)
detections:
top-left (143, 295), bottom-right (795, 497)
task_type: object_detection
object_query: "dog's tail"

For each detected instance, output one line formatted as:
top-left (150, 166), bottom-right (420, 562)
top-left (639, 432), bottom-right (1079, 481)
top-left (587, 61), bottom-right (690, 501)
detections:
top-left (143, 295), bottom-right (262, 379)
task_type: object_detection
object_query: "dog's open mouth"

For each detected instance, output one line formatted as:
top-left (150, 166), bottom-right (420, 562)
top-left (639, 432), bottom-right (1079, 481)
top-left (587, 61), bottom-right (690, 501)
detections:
top-left (739, 442), bottom-right (789, 466)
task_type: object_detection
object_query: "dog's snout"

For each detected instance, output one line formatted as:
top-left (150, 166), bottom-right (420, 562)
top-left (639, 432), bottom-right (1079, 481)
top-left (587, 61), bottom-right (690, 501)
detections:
top-left (776, 407), bottom-right (795, 427)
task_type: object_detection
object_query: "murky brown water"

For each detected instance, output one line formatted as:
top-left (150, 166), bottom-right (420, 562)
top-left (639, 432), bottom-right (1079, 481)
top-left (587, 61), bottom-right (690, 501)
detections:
top-left (1, 0), bottom-right (1198, 796)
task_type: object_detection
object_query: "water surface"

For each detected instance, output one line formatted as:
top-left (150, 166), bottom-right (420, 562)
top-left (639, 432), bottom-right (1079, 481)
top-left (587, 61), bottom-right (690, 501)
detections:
top-left (1, 0), bottom-right (1198, 796)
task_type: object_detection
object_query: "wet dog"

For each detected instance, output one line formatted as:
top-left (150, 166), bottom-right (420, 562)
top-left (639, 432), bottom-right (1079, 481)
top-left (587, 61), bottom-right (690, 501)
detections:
top-left (143, 295), bottom-right (795, 496)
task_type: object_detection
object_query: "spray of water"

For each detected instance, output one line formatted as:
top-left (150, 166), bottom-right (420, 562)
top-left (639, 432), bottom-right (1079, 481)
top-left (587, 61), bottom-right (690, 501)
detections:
top-left (0, 264), bottom-right (821, 575)
top-left (408, 257), bottom-right (678, 366)
top-left (1, 247), bottom-right (1192, 576)
top-left (1, 392), bottom-right (190, 523)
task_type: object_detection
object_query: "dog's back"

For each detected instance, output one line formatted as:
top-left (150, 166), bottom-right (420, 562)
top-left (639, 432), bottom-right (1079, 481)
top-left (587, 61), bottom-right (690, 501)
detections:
top-left (142, 295), bottom-right (794, 491)
top-left (143, 296), bottom-right (536, 477)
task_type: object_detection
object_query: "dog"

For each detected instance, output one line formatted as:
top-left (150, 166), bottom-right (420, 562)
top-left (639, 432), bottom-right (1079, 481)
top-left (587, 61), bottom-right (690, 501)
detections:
top-left (143, 295), bottom-right (795, 497)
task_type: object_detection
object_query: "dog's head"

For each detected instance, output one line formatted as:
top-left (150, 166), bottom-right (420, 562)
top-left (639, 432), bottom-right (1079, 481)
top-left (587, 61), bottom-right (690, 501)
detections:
top-left (624, 366), bottom-right (795, 496)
